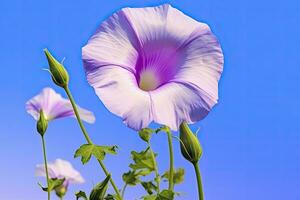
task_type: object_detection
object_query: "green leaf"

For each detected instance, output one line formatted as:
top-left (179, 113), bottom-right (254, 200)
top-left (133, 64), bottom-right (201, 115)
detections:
top-left (104, 194), bottom-right (121, 200)
top-left (101, 145), bottom-right (118, 155)
top-left (141, 181), bottom-right (157, 195)
top-left (129, 147), bottom-right (156, 171)
top-left (143, 195), bottom-right (157, 200)
top-left (104, 194), bottom-right (115, 200)
top-left (162, 168), bottom-right (185, 184)
top-left (122, 170), bottom-right (140, 186)
top-left (75, 144), bottom-right (118, 164)
top-left (38, 178), bottom-right (65, 192)
top-left (156, 190), bottom-right (175, 200)
top-left (138, 128), bottom-right (155, 142)
top-left (89, 174), bottom-right (111, 200)
top-left (75, 191), bottom-right (88, 200)
top-left (136, 169), bottom-right (152, 176)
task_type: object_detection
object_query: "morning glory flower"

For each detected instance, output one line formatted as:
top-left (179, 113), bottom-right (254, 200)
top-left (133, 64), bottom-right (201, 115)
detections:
top-left (26, 87), bottom-right (95, 123)
top-left (82, 4), bottom-right (223, 130)
top-left (35, 159), bottom-right (85, 187)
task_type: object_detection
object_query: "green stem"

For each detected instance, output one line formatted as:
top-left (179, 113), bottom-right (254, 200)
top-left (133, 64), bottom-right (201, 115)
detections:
top-left (147, 142), bottom-right (160, 193)
top-left (166, 131), bottom-right (174, 191)
top-left (121, 183), bottom-right (127, 198)
top-left (63, 86), bottom-right (122, 200)
top-left (41, 136), bottom-right (51, 200)
top-left (64, 87), bottom-right (92, 144)
top-left (193, 162), bottom-right (204, 200)
top-left (60, 197), bottom-right (63, 200)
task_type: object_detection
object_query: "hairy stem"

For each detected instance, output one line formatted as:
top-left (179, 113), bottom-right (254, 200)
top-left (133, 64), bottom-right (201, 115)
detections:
top-left (148, 142), bottom-right (160, 194)
top-left (193, 162), bottom-right (204, 200)
top-left (166, 131), bottom-right (174, 191)
top-left (41, 136), bottom-right (51, 200)
top-left (64, 86), bottom-right (122, 200)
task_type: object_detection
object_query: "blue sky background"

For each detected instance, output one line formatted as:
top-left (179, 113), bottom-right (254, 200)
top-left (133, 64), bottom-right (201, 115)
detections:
top-left (0, 0), bottom-right (299, 199)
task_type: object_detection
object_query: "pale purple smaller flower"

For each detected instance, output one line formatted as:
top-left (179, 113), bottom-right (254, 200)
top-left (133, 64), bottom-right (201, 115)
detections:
top-left (35, 159), bottom-right (85, 187)
top-left (26, 87), bottom-right (95, 123)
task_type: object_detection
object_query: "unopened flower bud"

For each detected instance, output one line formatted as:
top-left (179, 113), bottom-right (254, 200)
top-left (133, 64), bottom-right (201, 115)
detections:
top-left (37, 110), bottom-right (48, 136)
top-left (179, 122), bottom-right (202, 164)
top-left (44, 48), bottom-right (69, 88)
top-left (55, 185), bottom-right (67, 198)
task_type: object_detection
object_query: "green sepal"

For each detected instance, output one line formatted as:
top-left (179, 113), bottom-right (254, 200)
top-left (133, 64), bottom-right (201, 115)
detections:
top-left (141, 181), bottom-right (157, 195)
top-left (38, 177), bottom-right (65, 192)
top-left (75, 191), bottom-right (88, 200)
top-left (89, 174), bottom-right (111, 200)
top-left (138, 128), bottom-right (155, 142)
top-left (129, 147), bottom-right (156, 171)
top-left (162, 168), bottom-right (185, 185)
top-left (74, 144), bottom-right (118, 164)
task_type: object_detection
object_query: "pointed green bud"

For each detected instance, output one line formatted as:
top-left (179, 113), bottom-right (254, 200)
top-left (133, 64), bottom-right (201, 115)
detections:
top-left (55, 185), bottom-right (67, 198)
top-left (44, 48), bottom-right (69, 88)
top-left (37, 110), bottom-right (48, 136)
top-left (179, 122), bottom-right (202, 164)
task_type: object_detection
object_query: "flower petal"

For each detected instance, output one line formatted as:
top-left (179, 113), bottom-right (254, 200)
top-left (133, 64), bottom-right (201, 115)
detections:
top-left (150, 82), bottom-right (210, 131)
top-left (26, 87), bottom-right (95, 123)
top-left (82, 9), bottom-right (140, 73)
top-left (86, 65), bottom-right (152, 130)
top-left (35, 163), bottom-right (57, 179)
top-left (122, 4), bottom-right (205, 47)
top-left (53, 159), bottom-right (85, 184)
top-left (172, 26), bottom-right (224, 107)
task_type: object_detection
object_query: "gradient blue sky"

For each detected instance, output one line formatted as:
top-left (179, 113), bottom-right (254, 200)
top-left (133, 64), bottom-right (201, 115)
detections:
top-left (0, 0), bottom-right (299, 199)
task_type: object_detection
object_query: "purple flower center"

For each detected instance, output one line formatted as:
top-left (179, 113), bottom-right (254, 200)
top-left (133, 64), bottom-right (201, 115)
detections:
top-left (135, 39), bottom-right (186, 91)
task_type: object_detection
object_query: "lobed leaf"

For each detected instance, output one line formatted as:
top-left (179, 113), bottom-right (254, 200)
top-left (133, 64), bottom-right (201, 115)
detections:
top-left (122, 170), bottom-right (140, 186)
top-left (141, 181), bottom-right (157, 195)
top-left (74, 144), bottom-right (118, 164)
top-left (162, 168), bottom-right (185, 185)
top-left (129, 147), bottom-right (156, 171)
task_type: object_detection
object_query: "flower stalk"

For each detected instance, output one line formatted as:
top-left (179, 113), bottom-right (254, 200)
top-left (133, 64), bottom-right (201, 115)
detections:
top-left (166, 131), bottom-right (174, 191)
top-left (63, 86), bottom-right (122, 200)
top-left (193, 162), bottom-right (204, 200)
top-left (41, 135), bottom-right (51, 200)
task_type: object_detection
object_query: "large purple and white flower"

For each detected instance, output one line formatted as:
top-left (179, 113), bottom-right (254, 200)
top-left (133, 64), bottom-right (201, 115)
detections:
top-left (26, 87), bottom-right (95, 123)
top-left (35, 159), bottom-right (85, 187)
top-left (82, 4), bottom-right (223, 131)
